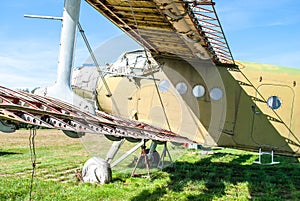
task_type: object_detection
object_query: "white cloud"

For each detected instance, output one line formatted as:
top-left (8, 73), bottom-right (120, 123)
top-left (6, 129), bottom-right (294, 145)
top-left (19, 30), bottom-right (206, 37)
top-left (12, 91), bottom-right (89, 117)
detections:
top-left (0, 73), bottom-right (54, 90)
top-left (0, 39), bottom-right (58, 89)
top-left (0, 36), bottom-right (95, 90)
top-left (214, 0), bottom-right (300, 68)
top-left (216, 0), bottom-right (300, 31)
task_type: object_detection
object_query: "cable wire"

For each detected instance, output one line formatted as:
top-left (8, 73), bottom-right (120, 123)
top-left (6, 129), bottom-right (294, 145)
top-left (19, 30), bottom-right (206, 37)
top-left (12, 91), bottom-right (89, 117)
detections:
top-left (29, 128), bottom-right (37, 201)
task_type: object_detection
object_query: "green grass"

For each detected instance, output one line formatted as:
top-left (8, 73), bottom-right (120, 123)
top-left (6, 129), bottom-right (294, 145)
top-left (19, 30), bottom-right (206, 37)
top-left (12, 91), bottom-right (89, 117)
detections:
top-left (0, 130), bottom-right (299, 201)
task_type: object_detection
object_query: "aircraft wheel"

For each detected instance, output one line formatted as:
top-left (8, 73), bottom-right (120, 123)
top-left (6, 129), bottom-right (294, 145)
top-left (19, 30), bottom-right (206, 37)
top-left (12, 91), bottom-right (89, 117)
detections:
top-left (104, 134), bottom-right (123, 141)
top-left (0, 120), bottom-right (16, 133)
top-left (125, 137), bottom-right (142, 143)
top-left (153, 140), bottom-right (166, 145)
top-left (63, 131), bottom-right (84, 138)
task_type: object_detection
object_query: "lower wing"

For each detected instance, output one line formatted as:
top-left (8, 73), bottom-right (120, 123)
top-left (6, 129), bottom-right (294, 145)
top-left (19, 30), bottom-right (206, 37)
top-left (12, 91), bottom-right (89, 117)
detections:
top-left (0, 85), bottom-right (194, 144)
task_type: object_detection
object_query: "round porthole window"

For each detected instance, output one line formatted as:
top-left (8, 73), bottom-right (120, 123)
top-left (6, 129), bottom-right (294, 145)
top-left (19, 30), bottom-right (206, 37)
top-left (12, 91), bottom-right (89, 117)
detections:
top-left (209, 87), bottom-right (223, 101)
top-left (267, 96), bottom-right (282, 110)
top-left (192, 85), bottom-right (205, 98)
top-left (175, 82), bottom-right (188, 95)
top-left (158, 80), bottom-right (170, 92)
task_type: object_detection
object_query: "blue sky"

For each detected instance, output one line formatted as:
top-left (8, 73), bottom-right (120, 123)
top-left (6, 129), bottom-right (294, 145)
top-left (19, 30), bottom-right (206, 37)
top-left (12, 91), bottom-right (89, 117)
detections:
top-left (0, 0), bottom-right (299, 90)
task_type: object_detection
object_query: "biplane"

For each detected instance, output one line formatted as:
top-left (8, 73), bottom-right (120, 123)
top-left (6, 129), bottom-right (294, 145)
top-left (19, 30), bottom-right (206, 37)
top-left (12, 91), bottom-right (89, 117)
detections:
top-left (0, 0), bottom-right (299, 183)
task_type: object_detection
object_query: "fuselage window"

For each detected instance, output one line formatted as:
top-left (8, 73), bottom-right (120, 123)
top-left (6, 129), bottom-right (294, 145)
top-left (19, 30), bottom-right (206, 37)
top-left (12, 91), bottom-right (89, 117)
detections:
top-left (175, 82), bottom-right (188, 95)
top-left (158, 80), bottom-right (170, 92)
top-left (192, 85), bottom-right (205, 98)
top-left (267, 96), bottom-right (282, 110)
top-left (209, 87), bottom-right (223, 101)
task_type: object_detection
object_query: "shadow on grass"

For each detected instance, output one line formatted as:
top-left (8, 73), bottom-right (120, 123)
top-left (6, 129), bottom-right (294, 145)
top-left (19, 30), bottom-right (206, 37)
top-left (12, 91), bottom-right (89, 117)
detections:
top-left (131, 152), bottom-right (300, 200)
top-left (0, 151), bottom-right (22, 156)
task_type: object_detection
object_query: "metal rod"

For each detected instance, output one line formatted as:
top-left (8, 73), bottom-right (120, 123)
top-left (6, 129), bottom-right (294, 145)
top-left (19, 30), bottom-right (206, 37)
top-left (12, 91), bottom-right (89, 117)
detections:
top-left (77, 22), bottom-right (112, 96)
top-left (24, 14), bottom-right (63, 21)
top-left (111, 141), bottom-right (144, 168)
top-left (211, 4), bottom-right (235, 64)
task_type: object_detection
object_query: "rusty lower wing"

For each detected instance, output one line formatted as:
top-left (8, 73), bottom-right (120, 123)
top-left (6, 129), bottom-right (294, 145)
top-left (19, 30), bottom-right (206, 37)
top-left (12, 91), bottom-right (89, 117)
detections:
top-left (0, 85), bottom-right (195, 144)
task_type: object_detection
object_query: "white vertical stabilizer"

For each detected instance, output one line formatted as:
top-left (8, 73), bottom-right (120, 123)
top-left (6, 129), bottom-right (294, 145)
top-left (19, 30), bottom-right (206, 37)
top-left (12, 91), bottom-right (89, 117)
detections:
top-left (36, 0), bottom-right (94, 113)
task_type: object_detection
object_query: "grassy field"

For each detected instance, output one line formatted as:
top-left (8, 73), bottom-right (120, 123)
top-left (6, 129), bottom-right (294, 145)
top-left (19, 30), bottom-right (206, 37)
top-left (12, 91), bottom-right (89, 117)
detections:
top-left (0, 130), bottom-right (299, 201)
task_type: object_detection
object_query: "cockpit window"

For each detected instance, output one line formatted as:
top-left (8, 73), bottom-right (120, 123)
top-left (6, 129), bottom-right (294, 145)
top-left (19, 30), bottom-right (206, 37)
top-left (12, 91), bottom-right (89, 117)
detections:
top-left (175, 82), bottom-right (188, 95)
top-left (267, 96), bottom-right (282, 110)
top-left (209, 87), bottom-right (223, 101)
top-left (192, 85), bottom-right (205, 98)
top-left (158, 80), bottom-right (170, 92)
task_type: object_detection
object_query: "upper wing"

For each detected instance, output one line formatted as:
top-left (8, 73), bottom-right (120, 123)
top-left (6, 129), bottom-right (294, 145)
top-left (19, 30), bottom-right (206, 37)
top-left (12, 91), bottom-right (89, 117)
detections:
top-left (86, 0), bottom-right (235, 66)
top-left (0, 85), bottom-right (195, 144)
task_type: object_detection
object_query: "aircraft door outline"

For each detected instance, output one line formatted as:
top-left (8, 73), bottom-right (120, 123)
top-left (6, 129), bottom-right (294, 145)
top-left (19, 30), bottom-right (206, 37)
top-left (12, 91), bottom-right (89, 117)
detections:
top-left (252, 83), bottom-right (295, 148)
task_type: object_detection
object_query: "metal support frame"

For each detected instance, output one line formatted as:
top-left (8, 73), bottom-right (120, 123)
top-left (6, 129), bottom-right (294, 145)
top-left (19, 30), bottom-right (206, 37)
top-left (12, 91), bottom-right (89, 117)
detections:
top-left (131, 140), bottom-right (151, 178)
top-left (186, 0), bottom-right (236, 66)
top-left (110, 140), bottom-right (144, 168)
top-left (106, 140), bottom-right (125, 164)
top-left (254, 148), bottom-right (280, 165)
top-left (157, 142), bottom-right (173, 170)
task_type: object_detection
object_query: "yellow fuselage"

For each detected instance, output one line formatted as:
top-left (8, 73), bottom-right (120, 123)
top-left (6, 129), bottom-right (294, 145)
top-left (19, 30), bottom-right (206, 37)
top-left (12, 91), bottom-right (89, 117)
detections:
top-left (95, 57), bottom-right (300, 156)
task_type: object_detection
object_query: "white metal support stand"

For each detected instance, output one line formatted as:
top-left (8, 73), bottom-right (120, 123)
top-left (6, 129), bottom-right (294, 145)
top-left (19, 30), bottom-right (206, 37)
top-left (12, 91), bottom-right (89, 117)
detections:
top-left (254, 148), bottom-right (280, 165)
